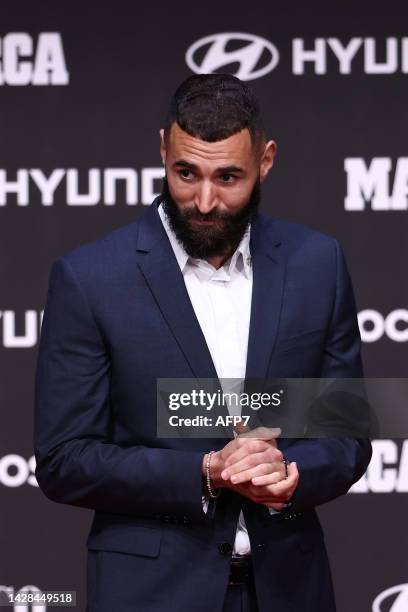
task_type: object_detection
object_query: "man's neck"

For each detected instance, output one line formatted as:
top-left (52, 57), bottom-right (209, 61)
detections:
top-left (205, 251), bottom-right (233, 270)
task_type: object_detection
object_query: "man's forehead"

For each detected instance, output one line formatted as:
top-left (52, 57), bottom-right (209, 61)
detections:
top-left (166, 122), bottom-right (254, 163)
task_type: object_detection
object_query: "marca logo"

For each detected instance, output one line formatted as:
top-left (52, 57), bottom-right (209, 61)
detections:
top-left (358, 309), bottom-right (408, 343)
top-left (0, 167), bottom-right (164, 206)
top-left (186, 32), bottom-right (279, 81)
top-left (0, 33), bottom-right (68, 86)
top-left (350, 440), bottom-right (408, 493)
top-left (345, 158), bottom-right (408, 210)
top-left (372, 583), bottom-right (408, 612)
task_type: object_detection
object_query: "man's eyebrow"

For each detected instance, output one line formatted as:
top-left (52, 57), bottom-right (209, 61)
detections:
top-left (217, 165), bottom-right (245, 174)
top-left (172, 159), bottom-right (245, 173)
top-left (172, 159), bottom-right (198, 170)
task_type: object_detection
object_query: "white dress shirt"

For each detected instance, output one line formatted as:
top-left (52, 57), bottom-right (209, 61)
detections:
top-left (158, 202), bottom-right (267, 555)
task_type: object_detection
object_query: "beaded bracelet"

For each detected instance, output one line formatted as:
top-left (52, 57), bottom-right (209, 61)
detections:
top-left (205, 451), bottom-right (221, 499)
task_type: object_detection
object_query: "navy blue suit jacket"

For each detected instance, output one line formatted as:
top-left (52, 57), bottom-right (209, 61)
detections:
top-left (34, 196), bottom-right (372, 612)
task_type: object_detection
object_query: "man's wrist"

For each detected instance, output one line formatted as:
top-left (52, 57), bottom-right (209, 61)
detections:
top-left (202, 451), bottom-right (223, 493)
top-left (201, 454), bottom-right (208, 479)
top-left (201, 454), bottom-right (208, 494)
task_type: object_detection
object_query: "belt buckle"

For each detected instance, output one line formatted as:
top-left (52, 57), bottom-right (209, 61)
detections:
top-left (229, 555), bottom-right (252, 586)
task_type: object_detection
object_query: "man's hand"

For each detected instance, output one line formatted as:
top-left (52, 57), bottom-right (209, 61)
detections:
top-left (202, 427), bottom-right (299, 509)
top-left (249, 461), bottom-right (299, 511)
top-left (221, 456), bottom-right (298, 511)
top-left (201, 427), bottom-right (282, 487)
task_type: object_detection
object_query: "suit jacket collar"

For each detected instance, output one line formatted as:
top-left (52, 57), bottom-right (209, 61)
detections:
top-left (135, 196), bottom-right (286, 381)
top-left (157, 201), bottom-right (252, 280)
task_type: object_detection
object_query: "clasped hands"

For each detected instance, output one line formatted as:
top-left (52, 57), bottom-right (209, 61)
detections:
top-left (202, 427), bottom-right (299, 511)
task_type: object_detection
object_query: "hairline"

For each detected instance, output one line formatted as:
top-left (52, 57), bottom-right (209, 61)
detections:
top-left (163, 120), bottom-right (265, 157)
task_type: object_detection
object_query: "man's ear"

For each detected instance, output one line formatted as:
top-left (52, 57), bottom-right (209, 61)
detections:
top-left (259, 140), bottom-right (277, 183)
top-left (159, 128), bottom-right (166, 165)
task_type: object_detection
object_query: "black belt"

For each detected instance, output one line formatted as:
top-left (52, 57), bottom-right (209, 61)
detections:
top-left (228, 555), bottom-right (254, 586)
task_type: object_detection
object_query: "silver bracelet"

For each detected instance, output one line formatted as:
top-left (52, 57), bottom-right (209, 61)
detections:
top-left (282, 456), bottom-right (293, 509)
top-left (282, 456), bottom-right (289, 479)
top-left (205, 451), bottom-right (221, 499)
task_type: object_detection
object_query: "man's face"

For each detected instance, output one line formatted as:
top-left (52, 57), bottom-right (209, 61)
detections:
top-left (159, 122), bottom-right (276, 260)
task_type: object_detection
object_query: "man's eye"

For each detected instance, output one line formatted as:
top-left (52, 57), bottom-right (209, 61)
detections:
top-left (220, 174), bottom-right (235, 183)
top-left (179, 169), bottom-right (193, 179)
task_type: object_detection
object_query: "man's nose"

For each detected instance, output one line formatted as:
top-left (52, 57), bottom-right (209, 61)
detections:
top-left (194, 182), bottom-right (219, 214)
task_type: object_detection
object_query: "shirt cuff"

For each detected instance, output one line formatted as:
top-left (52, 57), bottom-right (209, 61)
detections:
top-left (202, 494), bottom-right (210, 514)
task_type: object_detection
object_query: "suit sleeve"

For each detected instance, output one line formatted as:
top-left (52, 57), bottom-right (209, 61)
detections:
top-left (281, 238), bottom-right (372, 512)
top-left (34, 256), bottom-right (208, 523)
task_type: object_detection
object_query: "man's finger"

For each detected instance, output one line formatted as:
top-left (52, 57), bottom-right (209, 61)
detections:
top-left (231, 463), bottom-right (284, 484)
top-left (222, 443), bottom-right (271, 474)
top-left (222, 436), bottom-right (281, 473)
top-left (255, 462), bottom-right (298, 493)
top-left (248, 470), bottom-right (284, 486)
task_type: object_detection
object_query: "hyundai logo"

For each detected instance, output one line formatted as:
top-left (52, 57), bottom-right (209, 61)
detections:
top-left (373, 584), bottom-right (408, 612)
top-left (185, 32), bottom-right (279, 81)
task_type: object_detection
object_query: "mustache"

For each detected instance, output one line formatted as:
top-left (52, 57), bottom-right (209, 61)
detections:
top-left (181, 208), bottom-right (231, 221)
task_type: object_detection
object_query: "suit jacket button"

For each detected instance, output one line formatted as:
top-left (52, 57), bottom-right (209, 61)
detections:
top-left (218, 542), bottom-right (233, 556)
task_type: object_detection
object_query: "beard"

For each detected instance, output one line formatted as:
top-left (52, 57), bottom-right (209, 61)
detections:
top-left (160, 176), bottom-right (261, 260)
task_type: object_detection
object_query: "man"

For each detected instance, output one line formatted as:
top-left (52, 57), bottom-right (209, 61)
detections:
top-left (34, 73), bottom-right (372, 612)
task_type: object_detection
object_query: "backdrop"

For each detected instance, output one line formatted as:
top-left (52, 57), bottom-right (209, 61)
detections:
top-left (1, 2), bottom-right (407, 611)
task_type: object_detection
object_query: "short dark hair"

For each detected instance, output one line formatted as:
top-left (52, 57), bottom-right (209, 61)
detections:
top-left (164, 73), bottom-right (265, 151)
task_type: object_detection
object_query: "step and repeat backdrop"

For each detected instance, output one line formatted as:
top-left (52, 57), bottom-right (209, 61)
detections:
top-left (1, 2), bottom-right (407, 611)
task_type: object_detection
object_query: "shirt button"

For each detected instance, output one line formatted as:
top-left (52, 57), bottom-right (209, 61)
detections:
top-left (218, 542), bottom-right (233, 556)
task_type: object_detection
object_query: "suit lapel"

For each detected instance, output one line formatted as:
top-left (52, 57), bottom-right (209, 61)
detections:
top-left (245, 214), bottom-right (286, 380)
top-left (135, 198), bottom-right (219, 380)
top-left (135, 198), bottom-right (232, 440)
top-left (134, 200), bottom-right (286, 439)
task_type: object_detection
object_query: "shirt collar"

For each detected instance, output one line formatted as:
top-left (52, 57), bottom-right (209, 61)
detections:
top-left (158, 202), bottom-right (252, 280)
